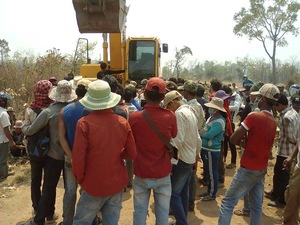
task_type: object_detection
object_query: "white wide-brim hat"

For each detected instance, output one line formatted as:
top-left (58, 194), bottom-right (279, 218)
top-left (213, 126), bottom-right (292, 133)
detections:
top-left (204, 97), bottom-right (227, 113)
top-left (79, 80), bottom-right (121, 110)
top-left (49, 80), bottom-right (77, 103)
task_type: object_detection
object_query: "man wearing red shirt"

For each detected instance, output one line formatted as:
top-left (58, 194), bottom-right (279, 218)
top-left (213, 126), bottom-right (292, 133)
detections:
top-left (129, 77), bottom-right (178, 225)
top-left (218, 84), bottom-right (280, 225)
top-left (72, 80), bottom-right (137, 225)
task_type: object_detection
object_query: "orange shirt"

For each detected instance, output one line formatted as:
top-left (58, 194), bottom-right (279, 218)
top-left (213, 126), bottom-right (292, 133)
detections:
top-left (72, 109), bottom-right (137, 197)
top-left (241, 111), bottom-right (276, 170)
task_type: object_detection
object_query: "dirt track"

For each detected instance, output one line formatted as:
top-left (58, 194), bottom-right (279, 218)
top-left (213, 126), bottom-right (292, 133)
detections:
top-left (0, 148), bottom-right (284, 225)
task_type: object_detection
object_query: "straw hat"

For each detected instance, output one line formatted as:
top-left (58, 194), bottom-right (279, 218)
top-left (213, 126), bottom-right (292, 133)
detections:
top-left (79, 80), bottom-right (121, 110)
top-left (48, 80), bottom-right (77, 103)
top-left (204, 97), bottom-right (226, 112)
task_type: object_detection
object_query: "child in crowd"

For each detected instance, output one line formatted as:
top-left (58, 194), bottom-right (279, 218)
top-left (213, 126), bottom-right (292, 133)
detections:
top-left (10, 120), bottom-right (26, 157)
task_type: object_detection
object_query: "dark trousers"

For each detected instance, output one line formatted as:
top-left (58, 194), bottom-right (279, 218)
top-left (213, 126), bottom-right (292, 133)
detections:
top-left (223, 123), bottom-right (237, 164)
top-left (218, 142), bottom-right (225, 183)
top-left (203, 145), bottom-right (225, 184)
top-left (34, 156), bottom-right (64, 225)
top-left (30, 158), bottom-right (47, 212)
top-left (201, 150), bottom-right (209, 182)
top-left (189, 170), bottom-right (197, 209)
top-left (273, 155), bottom-right (290, 204)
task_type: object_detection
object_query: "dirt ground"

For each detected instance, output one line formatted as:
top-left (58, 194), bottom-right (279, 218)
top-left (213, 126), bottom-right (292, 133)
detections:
top-left (0, 148), bottom-right (284, 225)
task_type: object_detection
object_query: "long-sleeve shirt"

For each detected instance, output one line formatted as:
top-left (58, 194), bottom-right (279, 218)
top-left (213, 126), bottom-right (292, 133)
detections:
top-left (201, 115), bottom-right (225, 152)
top-left (72, 109), bottom-right (137, 197)
top-left (229, 92), bottom-right (242, 124)
top-left (277, 107), bottom-right (299, 157)
top-left (170, 104), bottom-right (202, 164)
top-left (186, 98), bottom-right (207, 135)
top-left (22, 102), bottom-right (67, 160)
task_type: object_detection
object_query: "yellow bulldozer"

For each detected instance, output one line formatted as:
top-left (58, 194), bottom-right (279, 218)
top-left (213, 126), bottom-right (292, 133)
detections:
top-left (72, 0), bottom-right (168, 85)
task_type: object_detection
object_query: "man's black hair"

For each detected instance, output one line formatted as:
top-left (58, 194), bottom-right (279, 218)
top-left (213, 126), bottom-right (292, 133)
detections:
top-left (116, 83), bottom-right (124, 99)
top-left (197, 84), bottom-right (205, 98)
top-left (75, 84), bottom-right (87, 98)
top-left (221, 85), bottom-right (232, 95)
top-left (102, 75), bottom-right (118, 92)
top-left (210, 79), bottom-right (222, 92)
top-left (145, 87), bottom-right (165, 102)
top-left (169, 77), bottom-right (178, 84)
top-left (124, 87), bottom-right (134, 102)
top-left (100, 62), bottom-right (107, 70)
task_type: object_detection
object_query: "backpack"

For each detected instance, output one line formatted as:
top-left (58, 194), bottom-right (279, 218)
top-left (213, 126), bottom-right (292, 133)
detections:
top-left (26, 108), bottom-right (50, 161)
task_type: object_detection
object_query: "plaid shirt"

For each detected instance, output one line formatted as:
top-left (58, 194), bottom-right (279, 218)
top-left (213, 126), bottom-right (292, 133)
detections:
top-left (277, 107), bottom-right (299, 157)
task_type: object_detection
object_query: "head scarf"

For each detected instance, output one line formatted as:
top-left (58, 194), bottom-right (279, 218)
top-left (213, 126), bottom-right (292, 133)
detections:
top-left (30, 80), bottom-right (53, 109)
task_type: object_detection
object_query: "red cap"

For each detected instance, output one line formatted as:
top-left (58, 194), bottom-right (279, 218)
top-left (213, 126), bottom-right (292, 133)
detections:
top-left (145, 77), bottom-right (166, 94)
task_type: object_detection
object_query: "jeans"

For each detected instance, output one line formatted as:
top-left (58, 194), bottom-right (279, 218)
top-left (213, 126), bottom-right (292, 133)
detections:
top-left (0, 142), bottom-right (9, 179)
top-left (218, 167), bottom-right (267, 225)
top-left (34, 156), bottom-right (64, 225)
top-left (170, 160), bottom-right (193, 225)
top-left (203, 150), bottom-right (220, 197)
top-left (133, 174), bottom-right (171, 225)
top-left (273, 155), bottom-right (289, 204)
top-left (243, 193), bottom-right (250, 213)
top-left (73, 190), bottom-right (123, 225)
top-left (30, 157), bottom-right (47, 212)
top-left (62, 161), bottom-right (78, 225)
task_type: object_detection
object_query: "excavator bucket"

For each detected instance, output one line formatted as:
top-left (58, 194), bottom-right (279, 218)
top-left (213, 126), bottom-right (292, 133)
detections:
top-left (72, 0), bottom-right (127, 33)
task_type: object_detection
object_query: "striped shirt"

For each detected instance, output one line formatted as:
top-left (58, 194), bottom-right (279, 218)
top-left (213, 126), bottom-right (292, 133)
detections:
top-left (277, 107), bottom-right (299, 157)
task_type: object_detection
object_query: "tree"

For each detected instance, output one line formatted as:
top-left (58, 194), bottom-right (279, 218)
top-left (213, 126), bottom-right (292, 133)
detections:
top-left (0, 39), bottom-right (10, 64)
top-left (233, 0), bottom-right (300, 83)
top-left (173, 46), bottom-right (192, 79)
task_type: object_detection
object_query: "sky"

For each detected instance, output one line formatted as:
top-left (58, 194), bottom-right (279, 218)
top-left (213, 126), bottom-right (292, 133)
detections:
top-left (1, 0), bottom-right (300, 65)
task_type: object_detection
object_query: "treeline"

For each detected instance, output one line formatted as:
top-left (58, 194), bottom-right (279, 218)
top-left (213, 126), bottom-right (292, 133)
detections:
top-left (163, 57), bottom-right (300, 87)
top-left (1, 48), bottom-right (300, 119)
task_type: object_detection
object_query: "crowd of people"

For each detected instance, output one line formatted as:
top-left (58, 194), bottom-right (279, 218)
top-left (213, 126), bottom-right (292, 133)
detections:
top-left (0, 72), bottom-right (299, 225)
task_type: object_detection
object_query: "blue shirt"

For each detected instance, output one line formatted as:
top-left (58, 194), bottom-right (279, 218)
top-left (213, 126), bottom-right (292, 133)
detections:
top-left (63, 101), bottom-right (85, 149)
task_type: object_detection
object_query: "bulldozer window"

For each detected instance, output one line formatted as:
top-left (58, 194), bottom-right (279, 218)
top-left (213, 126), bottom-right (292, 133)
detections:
top-left (128, 40), bottom-right (156, 81)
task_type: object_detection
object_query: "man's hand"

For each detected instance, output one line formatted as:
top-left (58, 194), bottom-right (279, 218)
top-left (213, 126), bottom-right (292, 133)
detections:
top-left (283, 156), bottom-right (293, 169)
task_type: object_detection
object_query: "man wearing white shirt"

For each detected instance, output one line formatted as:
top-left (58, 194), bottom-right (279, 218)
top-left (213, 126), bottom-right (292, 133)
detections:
top-left (163, 90), bottom-right (202, 225)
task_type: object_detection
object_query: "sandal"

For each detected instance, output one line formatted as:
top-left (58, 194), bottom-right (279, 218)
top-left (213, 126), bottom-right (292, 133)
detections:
top-left (201, 195), bottom-right (216, 201)
top-left (226, 163), bottom-right (236, 169)
top-left (234, 209), bottom-right (250, 217)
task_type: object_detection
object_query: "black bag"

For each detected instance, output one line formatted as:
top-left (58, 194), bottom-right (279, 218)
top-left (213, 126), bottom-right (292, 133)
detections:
top-left (26, 108), bottom-right (50, 161)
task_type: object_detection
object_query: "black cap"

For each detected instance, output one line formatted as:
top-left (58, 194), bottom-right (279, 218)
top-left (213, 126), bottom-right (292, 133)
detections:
top-left (277, 93), bottom-right (288, 106)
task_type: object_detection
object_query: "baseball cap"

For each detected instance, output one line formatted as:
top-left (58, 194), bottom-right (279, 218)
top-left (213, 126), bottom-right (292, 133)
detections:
top-left (163, 90), bottom-right (183, 107)
top-left (291, 95), bottom-right (300, 106)
top-left (250, 84), bottom-right (280, 101)
top-left (183, 80), bottom-right (198, 94)
top-left (145, 77), bottom-right (166, 94)
top-left (165, 81), bottom-right (178, 92)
